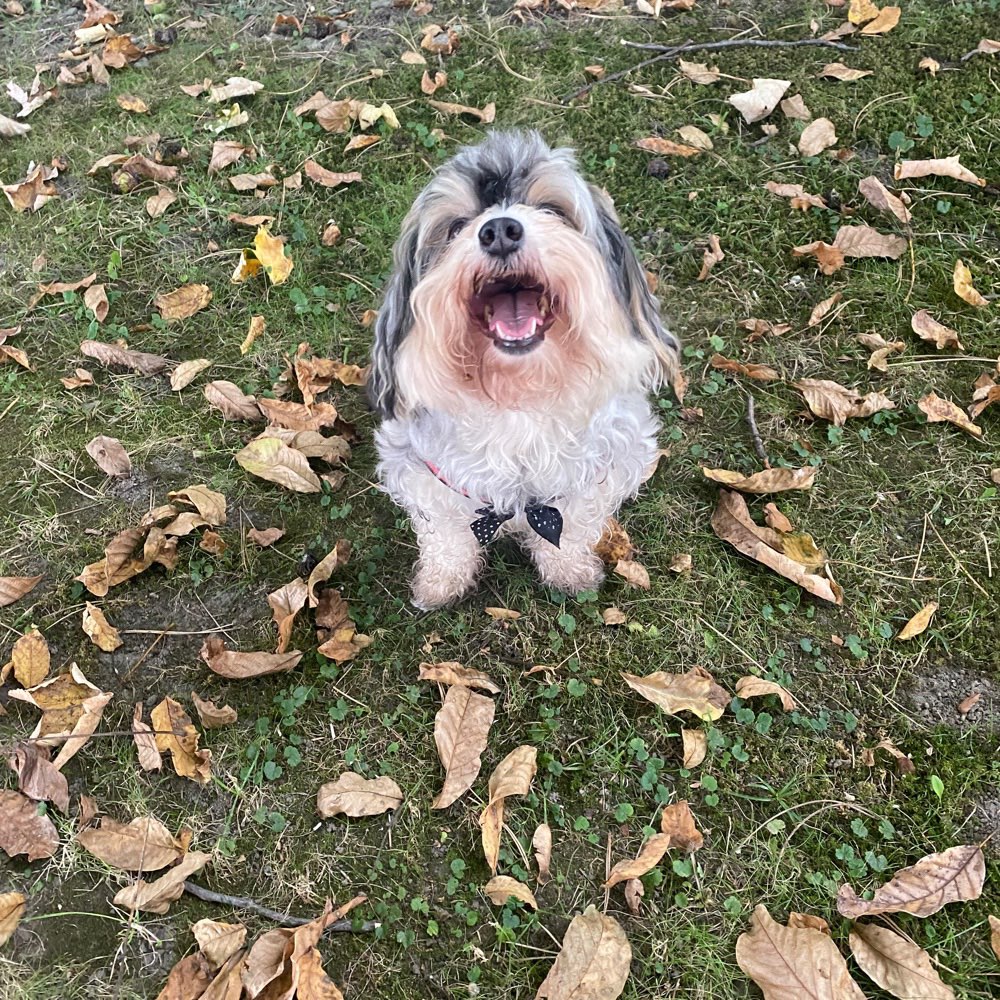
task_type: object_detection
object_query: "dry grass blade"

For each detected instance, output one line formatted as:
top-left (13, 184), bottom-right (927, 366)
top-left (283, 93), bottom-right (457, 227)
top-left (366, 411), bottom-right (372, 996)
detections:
top-left (848, 923), bottom-right (955, 1000)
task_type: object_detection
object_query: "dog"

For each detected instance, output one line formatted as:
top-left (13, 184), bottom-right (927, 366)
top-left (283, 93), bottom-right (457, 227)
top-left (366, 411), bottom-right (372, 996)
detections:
top-left (369, 130), bottom-right (679, 609)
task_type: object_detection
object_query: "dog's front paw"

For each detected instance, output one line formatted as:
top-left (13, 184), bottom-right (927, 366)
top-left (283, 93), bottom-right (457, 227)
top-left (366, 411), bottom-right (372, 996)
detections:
top-left (537, 552), bottom-right (606, 595)
top-left (410, 563), bottom-right (478, 611)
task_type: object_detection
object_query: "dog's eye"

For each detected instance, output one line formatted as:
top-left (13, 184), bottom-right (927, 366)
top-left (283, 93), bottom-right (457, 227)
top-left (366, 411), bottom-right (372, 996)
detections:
top-left (447, 218), bottom-right (468, 240)
top-left (538, 203), bottom-right (569, 221)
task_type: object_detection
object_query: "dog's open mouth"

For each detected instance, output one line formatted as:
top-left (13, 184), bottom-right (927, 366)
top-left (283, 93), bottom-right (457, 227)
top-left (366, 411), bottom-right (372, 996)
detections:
top-left (470, 276), bottom-right (555, 354)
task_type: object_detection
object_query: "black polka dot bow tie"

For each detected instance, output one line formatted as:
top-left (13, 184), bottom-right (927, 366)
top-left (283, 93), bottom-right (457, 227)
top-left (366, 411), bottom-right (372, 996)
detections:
top-left (470, 504), bottom-right (563, 547)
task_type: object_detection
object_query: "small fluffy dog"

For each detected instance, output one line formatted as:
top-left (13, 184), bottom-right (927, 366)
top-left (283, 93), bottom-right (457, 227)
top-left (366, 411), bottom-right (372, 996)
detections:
top-left (370, 130), bottom-right (679, 609)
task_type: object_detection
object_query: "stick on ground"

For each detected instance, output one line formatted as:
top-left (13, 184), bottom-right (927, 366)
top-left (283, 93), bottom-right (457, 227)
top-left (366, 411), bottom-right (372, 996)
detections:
top-left (746, 393), bottom-right (770, 469)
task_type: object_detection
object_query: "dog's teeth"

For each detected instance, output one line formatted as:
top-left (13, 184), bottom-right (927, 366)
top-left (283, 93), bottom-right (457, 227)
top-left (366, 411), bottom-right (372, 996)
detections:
top-left (538, 294), bottom-right (550, 316)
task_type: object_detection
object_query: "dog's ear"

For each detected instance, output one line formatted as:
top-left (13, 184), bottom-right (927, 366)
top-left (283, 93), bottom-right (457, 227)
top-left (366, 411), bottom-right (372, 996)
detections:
top-left (591, 185), bottom-right (679, 383)
top-left (368, 225), bottom-right (418, 419)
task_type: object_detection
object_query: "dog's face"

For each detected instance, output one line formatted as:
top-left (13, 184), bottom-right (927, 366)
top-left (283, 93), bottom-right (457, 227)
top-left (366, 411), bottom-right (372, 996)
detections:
top-left (369, 131), bottom-right (678, 418)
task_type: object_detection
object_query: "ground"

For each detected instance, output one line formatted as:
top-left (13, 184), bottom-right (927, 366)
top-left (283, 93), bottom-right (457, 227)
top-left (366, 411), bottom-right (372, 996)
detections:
top-left (1, 0), bottom-right (999, 997)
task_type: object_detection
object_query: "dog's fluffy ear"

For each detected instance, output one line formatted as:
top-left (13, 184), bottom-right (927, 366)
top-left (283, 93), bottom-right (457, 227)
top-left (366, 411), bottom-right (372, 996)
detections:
top-left (591, 185), bottom-right (679, 383)
top-left (368, 226), bottom-right (418, 419)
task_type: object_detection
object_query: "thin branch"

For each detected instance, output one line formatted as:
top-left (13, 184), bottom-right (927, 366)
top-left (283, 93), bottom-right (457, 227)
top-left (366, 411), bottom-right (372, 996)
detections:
top-left (564, 36), bottom-right (858, 103)
top-left (181, 882), bottom-right (381, 932)
top-left (745, 393), bottom-right (770, 468)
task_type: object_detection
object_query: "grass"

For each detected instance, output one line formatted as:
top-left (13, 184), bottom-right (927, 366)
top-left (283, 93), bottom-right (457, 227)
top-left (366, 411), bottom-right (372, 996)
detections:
top-left (1, 0), bottom-right (999, 997)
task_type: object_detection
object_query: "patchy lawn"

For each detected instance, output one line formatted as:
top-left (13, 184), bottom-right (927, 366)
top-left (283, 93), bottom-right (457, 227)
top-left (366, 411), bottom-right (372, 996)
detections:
top-left (1, 1), bottom-right (998, 998)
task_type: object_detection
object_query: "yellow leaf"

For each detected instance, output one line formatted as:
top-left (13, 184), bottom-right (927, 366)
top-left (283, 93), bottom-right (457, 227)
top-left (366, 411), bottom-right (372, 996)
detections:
top-left (483, 876), bottom-right (538, 909)
top-left (0, 892), bottom-right (27, 946)
top-left (953, 259), bottom-right (989, 307)
top-left (154, 283), bottom-right (212, 322)
top-left (82, 602), bottom-right (122, 652)
top-left (897, 601), bottom-right (939, 640)
top-left (317, 772), bottom-right (403, 818)
top-left (235, 435), bottom-right (321, 492)
top-left (622, 666), bottom-right (729, 721)
top-left (536, 905), bottom-right (631, 999)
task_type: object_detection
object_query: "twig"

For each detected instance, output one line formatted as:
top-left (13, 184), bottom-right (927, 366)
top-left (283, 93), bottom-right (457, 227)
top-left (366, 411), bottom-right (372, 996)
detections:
top-left (181, 883), bottom-right (380, 932)
top-left (745, 393), bottom-right (770, 468)
top-left (563, 36), bottom-right (858, 102)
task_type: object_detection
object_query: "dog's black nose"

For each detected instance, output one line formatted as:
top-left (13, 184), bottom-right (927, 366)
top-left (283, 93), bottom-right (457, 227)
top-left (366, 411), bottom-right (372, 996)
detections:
top-left (478, 216), bottom-right (524, 257)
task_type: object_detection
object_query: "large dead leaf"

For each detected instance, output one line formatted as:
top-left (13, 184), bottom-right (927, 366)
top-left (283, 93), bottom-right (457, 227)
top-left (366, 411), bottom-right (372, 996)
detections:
top-left (254, 226), bottom-right (294, 285)
top-left (317, 772), bottom-right (404, 818)
top-left (711, 489), bottom-right (844, 605)
top-left (146, 187), bottom-right (177, 218)
top-left (418, 662), bottom-right (500, 694)
top-left (306, 539), bottom-right (351, 606)
top-left (595, 517), bottom-right (635, 564)
top-left (894, 157), bottom-right (985, 188)
top-left (849, 922), bottom-right (954, 1000)
top-left (480, 745), bottom-right (537, 872)
top-left (918, 392), bottom-right (983, 438)
top-left (792, 240), bottom-right (846, 275)
top-left (203, 380), bottom-right (261, 421)
top-left (735, 676), bottom-right (797, 711)
top-left (190, 692), bottom-right (237, 730)
top-left (970, 375), bottom-right (1000, 420)
top-left (132, 703), bottom-right (162, 772)
top-left (952, 259), bottom-right (989, 307)
top-left (605, 833), bottom-right (672, 888)
top-left (678, 59), bottom-right (721, 84)
top-left (192, 919), bottom-right (247, 969)
top-left (5, 628), bottom-right (50, 687)
top-left (911, 310), bottom-right (962, 350)
top-left (236, 435), bottom-right (322, 493)
top-left (818, 62), bottom-right (873, 81)
top-left (428, 99), bottom-right (496, 123)
top-left (764, 182), bottom-right (827, 211)
top-left (536, 905), bottom-right (631, 1000)
top-left (990, 915), bottom-right (1000, 961)
top-left (833, 225), bottom-right (907, 260)
top-left (155, 953), bottom-right (216, 1000)
top-left (2, 160), bottom-right (58, 213)
top-left (82, 602), bottom-right (122, 652)
top-left (710, 355), bottom-right (779, 381)
top-left (207, 76), bottom-right (263, 103)
top-left (728, 78), bottom-right (791, 123)
top-left (200, 636), bottom-right (302, 680)
top-left (114, 850), bottom-right (212, 914)
top-left (155, 284), bottom-right (213, 322)
top-left (634, 136), bottom-right (703, 158)
top-left (151, 697), bottom-right (212, 784)
top-left (858, 176), bottom-right (911, 224)
top-left (80, 340), bottom-right (168, 375)
top-left (268, 578), bottom-right (309, 654)
top-left (0, 574), bottom-right (43, 607)
top-left (76, 814), bottom-right (187, 871)
top-left (897, 601), bottom-right (939, 640)
top-left (660, 800), bottom-right (704, 851)
top-left (701, 466), bottom-right (816, 494)
top-left (431, 686), bottom-right (496, 810)
top-left (0, 891), bottom-right (26, 946)
top-left (75, 526), bottom-right (161, 596)
top-left (0, 114), bottom-right (30, 138)
top-left (484, 876), bottom-right (538, 909)
top-left (85, 435), bottom-right (131, 477)
top-left (0, 790), bottom-right (59, 861)
top-left (795, 378), bottom-right (896, 425)
top-left (682, 728), bottom-right (707, 768)
top-left (303, 159), bottom-right (362, 189)
top-left (533, 823), bottom-right (552, 885)
top-left (848, 0), bottom-right (880, 24)
top-left (799, 118), bottom-right (837, 157)
top-left (168, 485), bottom-right (226, 527)
top-left (257, 399), bottom-right (340, 432)
top-left (170, 359), bottom-right (212, 391)
top-left (860, 6), bottom-right (901, 34)
top-left (622, 666), bottom-right (729, 721)
top-left (736, 905), bottom-right (866, 1000)
top-left (9, 742), bottom-right (69, 812)
top-left (837, 845), bottom-right (985, 918)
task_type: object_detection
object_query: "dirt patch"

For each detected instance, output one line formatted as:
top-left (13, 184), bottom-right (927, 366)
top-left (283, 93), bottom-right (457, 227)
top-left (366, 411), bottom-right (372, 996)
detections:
top-left (908, 661), bottom-right (998, 733)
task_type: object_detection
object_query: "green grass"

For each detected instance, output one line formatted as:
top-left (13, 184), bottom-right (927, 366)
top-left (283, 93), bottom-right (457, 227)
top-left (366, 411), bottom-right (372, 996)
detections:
top-left (1, 1), bottom-right (999, 997)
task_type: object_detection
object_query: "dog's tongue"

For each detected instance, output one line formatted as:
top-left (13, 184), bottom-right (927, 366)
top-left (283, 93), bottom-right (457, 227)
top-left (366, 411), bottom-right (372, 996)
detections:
top-left (487, 290), bottom-right (543, 341)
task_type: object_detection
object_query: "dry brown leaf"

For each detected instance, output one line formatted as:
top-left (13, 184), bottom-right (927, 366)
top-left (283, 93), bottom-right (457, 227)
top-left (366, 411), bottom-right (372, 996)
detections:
top-left (204, 380), bottom-right (261, 421)
top-left (200, 636), bottom-right (302, 680)
top-left (8, 742), bottom-right (69, 812)
top-left (536, 905), bottom-right (631, 1000)
top-left (710, 354), bottom-right (780, 381)
top-left (84, 284), bottom-right (109, 323)
top-left (114, 850), bottom-right (211, 914)
top-left (247, 527), bottom-right (284, 549)
top-left (858, 176), bottom-right (911, 224)
top-left (602, 606), bottom-right (627, 625)
top-left (484, 607), bottom-right (521, 621)
top-left (306, 540), bottom-right (351, 606)
top-left (990, 915), bottom-right (1000, 961)
top-left (6, 628), bottom-right (50, 688)
top-left (418, 662), bottom-right (500, 694)
top-left (144, 186), bottom-right (177, 219)
top-left (151, 697), bottom-right (212, 785)
top-left (849, 922), bottom-right (954, 1000)
top-left (317, 772), bottom-right (404, 818)
top-left (76, 814), bottom-right (186, 871)
top-left (156, 954), bottom-right (216, 1000)
top-left (848, 0), bottom-right (879, 22)
top-left (952, 259), bottom-right (989, 307)
top-left (711, 489), bottom-right (844, 604)
top-left (85, 435), bottom-right (131, 477)
top-left (0, 790), bottom-right (59, 861)
top-left (622, 666), bottom-right (729, 721)
top-left (208, 139), bottom-right (247, 173)
top-left (484, 876), bottom-right (538, 909)
top-left (911, 310), bottom-right (962, 350)
top-left (595, 517), bottom-right (634, 564)
top-left (190, 692), bottom-right (237, 730)
top-left (677, 125), bottom-right (713, 151)
top-left (634, 136), bottom-right (703, 158)
top-left (798, 117), bottom-right (837, 157)
top-left (728, 78), bottom-right (791, 122)
top-left (431, 686), bottom-right (496, 810)
top-left (321, 223), bottom-right (341, 246)
top-left (660, 800), bottom-right (704, 851)
top-left (763, 503), bottom-right (794, 533)
top-left (229, 171), bottom-right (276, 192)
top-left (614, 558), bottom-right (650, 589)
top-left (80, 340), bottom-right (167, 375)
top-left (701, 466), bottom-right (817, 493)
top-left (795, 378), bottom-right (896, 425)
top-left (681, 728), bottom-right (707, 768)
top-left (116, 93), bottom-right (149, 113)
top-left (170, 358), bottom-right (212, 390)
top-left (918, 392), bottom-right (983, 438)
top-left (155, 284), bottom-right (212, 322)
top-left (970, 376), bottom-right (1000, 420)
top-left (2, 161), bottom-right (58, 213)
top-left (0, 113), bottom-right (30, 138)
top-left (697, 234), bottom-right (724, 280)
top-left (780, 94), bottom-right (812, 120)
top-left (303, 159), bottom-right (363, 189)
top-left (837, 844), bottom-right (986, 918)
top-left (82, 602), bottom-right (122, 652)
top-left (533, 823), bottom-right (552, 885)
top-left (62, 368), bottom-right (95, 389)
top-left (427, 99), bottom-right (496, 123)
top-left (207, 76), bottom-right (263, 103)
top-left (0, 575), bottom-right (43, 607)
top-left (192, 919), bottom-right (247, 970)
top-left (918, 56), bottom-right (941, 75)
top-left (268, 578), bottom-right (309, 654)
top-left (480, 746), bottom-right (537, 873)
top-left (834, 224), bottom-right (907, 259)
top-left (808, 292), bottom-right (843, 327)
top-left (737, 904), bottom-right (866, 1000)
top-left (317, 628), bottom-right (372, 664)
top-left (678, 59), bottom-right (720, 84)
top-left (132, 703), bottom-right (162, 772)
top-left (819, 61), bottom-right (873, 81)
top-left (256, 398), bottom-right (340, 431)
top-left (239, 314), bottom-right (266, 355)
top-left (735, 676), bottom-right (797, 711)
top-left (792, 240), bottom-right (846, 275)
top-left (420, 70), bottom-right (448, 95)
top-left (897, 601), bottom-right (939, 640)
top-left (860, 5), bottom-right (901, 33)
top-left (0, 891), bottom-right (26, 947)
top-left (895, 157), bottom-right (985, 188)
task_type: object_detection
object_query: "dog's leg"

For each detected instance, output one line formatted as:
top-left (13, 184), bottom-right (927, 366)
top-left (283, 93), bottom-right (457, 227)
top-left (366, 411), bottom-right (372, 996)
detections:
top-left (522, 493), bottom-right (608, 595)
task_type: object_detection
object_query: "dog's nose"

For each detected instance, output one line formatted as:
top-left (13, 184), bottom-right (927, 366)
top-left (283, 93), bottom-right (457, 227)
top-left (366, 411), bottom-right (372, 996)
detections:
top-left (478, 216), bottom-right (524, 258)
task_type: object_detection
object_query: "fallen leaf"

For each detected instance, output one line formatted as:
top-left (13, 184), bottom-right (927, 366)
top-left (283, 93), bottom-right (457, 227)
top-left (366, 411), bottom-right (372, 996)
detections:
top-left (764, 503), bottom-right (794, 533)
top-left (848, 0), bottom-right (879, 22)
top-left (239, 314), bottom-right (266, 355)
top-left (622, 666), bottom-right (729, 721)
top-left (677, 127), bottom-right (713, 155)
top-left (61, 368), bottom-right (95, 389)
top-left (83, 284), bottom-right (109, 323)
top-left (317, 628), bottom-right (372, 664)
top-left (132, 703), bottom-right (162, 772)
top-left (910, 311), bottom-right (962, 351)
top-left (229, 171), bottom-right (276, 192)
top-left (533, 823), bottom-right (552, 885)
top-left (970, 376), bottom-right (1000, 420)
top-left (418, 662), bottom-right (500, 694)
top-left (678, 59), bottom-right (721, 84)
top-left (701, 466), bottom-right (817, 493)
top-left (595, 517), bottom-right (635, 564)
top-left (799, 117), bottom-right (837, 156)
top-left (837, 844), bottom-right (985, 918)
top-left (634, 136), bottom-right (703, 158)
top-left (697, 234), bottom-right (724, 280)
top-left (155, 954), bottom-right (215, 1000)
top-left (990, 915), bottom-right (1000, 961)
top-left (952, 259), bottom-right (989, 307)
top-left (80, 340), bottom-right (167, 375)
top-left (602, 606), bottom-right (627, 625)
top-left (8, 742), bottom-right (69, 812)
top-left (421, 23), bottom-right (460, 55)
top-left (427, 99), bottom-right (496, 123)
top-left (82, 602), bottom-right (122, 652)
top-left (200, 636), bottom-right (302, 680)
top-left (792, 240), bottom-right (846, 275)
top-left (2, 161), bottom-right (58, 213)
top-left (860, 5), bottom-right (901, 33)
top-left (268, 579), bottom-right (309, 654)
top-left (736, 676), bottom-right (797, 711)
top-left (536, 905), bottom-right (631, 1000)
top-left (317, 772), bottom-right (404, 818)
top-left (808, 293), bottom-right (843, 328)
top-left (321, 223), bottom-right (341, 246)
top-left (303, 159), bottom-right (363, 189)
top-left (204, 380), bottom-right (261, 421)
top-left (169, 485), bottom-right (227, 527)
top-left (248, 526), bottom-right (284, 551)
top-left (0, 113), bottom-right (30, 137)
top-left (192, 919), bottom-right (247, 970)
top-left (170, 358), bottom-right (212, 390)
top-left (858, 176), bottom-right (911, 224)
top-left (728, 78), bottom-right (791, 122)
top-left (918, 56), bottom-right (940, 75)
top-left (208, 139), bottom-right (248, 173)
top-left (190, 692), bottom-right (237, 730)
top-left (145, 187), bottom-right (177, 218)
top-left (306, 540), bottom-right (352, 606)
top-left (155, 284), bottom-right (212, 322)
top-left (849, 922), bottom-right (954, 1000)
top-left (711, 355), bottom-right (780, 381)
top-left (484, 876), bottom-right (538, 909)
top-left (957, 692), bottom-right (981, 715)
top-left (737, 904), bottom-right (866, 1000)
top-left (819, 62), bottom-right (873, 81)
top-left (780, 94), bottom-right (812, 120)
top-left (76, 814), bottom-right (186, 871)
top-left (480, 745), bottom-right (537, 872)
top-left (85, 435), bottom-right (131, 477)
top-left (432, 686), bottom-right (496, 810)
top-left (918, 392), bottom-right (983, 438)
top-left (659, 800), bottom-right (703, 852)
top-left (151, 697), bottom-right (212, 784)
top-left (0, 892), bottom-right (26, 946)
top-left (207, 76), bottom-right (263, 103)
top-left (114, 850), bottom-right (212, 914)
top-left (711, 490), bottom-right (844, 604)
top-left (6, 628), bottom-right (50, 687)
top-left (419, 69), bottom-right (448, 95)
top-left (614, 559), bottom-right (650, 589)
top-left (0, 790), bottom-right (59, 861)
top-left (37, 273), bottom-right (96, 295)
top-left (235, 226), bottom-right (294, 286)
top-left (895, 602), bottom-right (940, 642)
top-left (401, 48), bottom-right (426, 65)
top-left (895, 157), bottom-right (985, 188)
top-left (681, 728), bottom-right (707, 767)
top-left (795, 378), bottom-right (896, 425)
top-left (484, 606), bottom-right (521, 621)
top-left (833, 224), bottom-right (907, 259)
